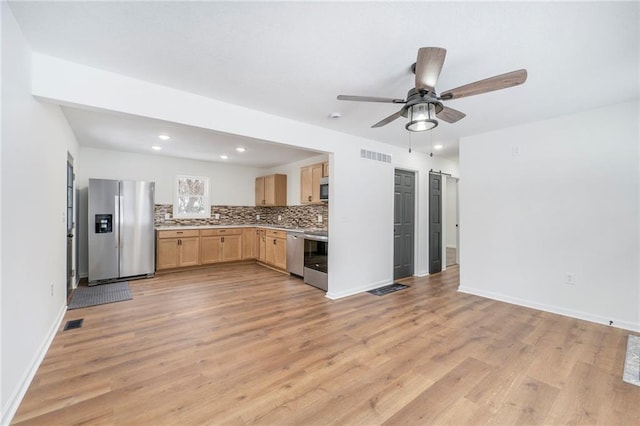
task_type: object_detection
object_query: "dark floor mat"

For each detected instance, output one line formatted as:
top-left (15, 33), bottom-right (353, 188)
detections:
top-left (68, 281), bottom-right (132, 309)
top-left (368, 283), bottom-right (409, 296)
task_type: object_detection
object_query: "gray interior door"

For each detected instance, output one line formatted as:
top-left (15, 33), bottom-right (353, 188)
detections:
top-left (394, 169), bottom-right (415, 280)
top-left (429, 173), bottom-right (442, 274)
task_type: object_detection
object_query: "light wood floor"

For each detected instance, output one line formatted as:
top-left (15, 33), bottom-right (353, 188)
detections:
top-left (13, 264), bottom-right (640, 425)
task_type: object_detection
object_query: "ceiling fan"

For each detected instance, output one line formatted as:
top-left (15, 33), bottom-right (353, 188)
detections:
top-left (337, 47), bottom-right (527, 132)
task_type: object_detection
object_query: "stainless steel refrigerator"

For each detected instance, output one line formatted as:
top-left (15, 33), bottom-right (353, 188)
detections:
top-left (88, 179), bottom-right (155, 284)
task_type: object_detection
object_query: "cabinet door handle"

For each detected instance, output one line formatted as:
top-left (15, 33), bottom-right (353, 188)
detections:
top-left (273, 239), bottom-right (276, 245)
top-left (178, 239), bottom-right (181, 246)
top-left (177, 231), bottom-right (183, 234)
top-left (221, 237), bottom-right (225, 243)
top-left (308, 195), bottom-right (312, 202)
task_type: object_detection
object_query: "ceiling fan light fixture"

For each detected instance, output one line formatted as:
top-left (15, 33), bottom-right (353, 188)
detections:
top-left (406, 103), bottom-right (438, 132)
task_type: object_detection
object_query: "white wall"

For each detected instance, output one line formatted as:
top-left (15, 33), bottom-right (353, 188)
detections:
top-left (446, 177), bottom-right (458, 248)
top-left (459, 100), bottom-right (640, 331)
top-left (78, 146), bottom-right (263, 204)
top-left (1, 4), bottom-right (80, 422)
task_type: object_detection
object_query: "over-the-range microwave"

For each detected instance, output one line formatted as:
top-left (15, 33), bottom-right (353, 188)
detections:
top-left (319, 177), bottom-right (329, 201)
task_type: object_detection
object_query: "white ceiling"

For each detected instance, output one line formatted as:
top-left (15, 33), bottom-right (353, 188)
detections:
top-left (61, 107), bottom-right (323, 168)
top-left (8, 1), bottom-right (639, 164)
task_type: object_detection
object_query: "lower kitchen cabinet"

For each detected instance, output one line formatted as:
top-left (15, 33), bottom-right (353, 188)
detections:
top-left (156, 230), bottom-right (200, 270)
top-left (201, 229), bottom-right (242, 264)
top-left (265, 229), bottom-right (287, 270)
top-left (242, 227), bottom-right (256, 260)
top-left (156, 227), bottom-right (288, 272)
top-left (258, 229), bottom-right (267, 263)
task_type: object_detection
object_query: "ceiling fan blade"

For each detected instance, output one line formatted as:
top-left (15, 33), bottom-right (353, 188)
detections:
top-left (436, 106), bottom-right (466, 124)
top-left (337, 95), bottom-right (405, 104)
top-left (440, 69), bottom-right (528, 100)
top-left (371, 109), bottom-right (404, 128)
top-left (415, 47), bottom-right (447, 91)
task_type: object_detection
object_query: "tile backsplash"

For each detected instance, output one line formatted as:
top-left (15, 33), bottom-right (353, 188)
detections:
top-left (155, 204), bottom-right (328, 230)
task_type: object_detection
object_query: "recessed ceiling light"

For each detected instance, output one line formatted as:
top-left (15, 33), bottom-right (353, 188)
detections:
top-left (434, 144), bottom-right (443, 150)
top-left (236, 147), bottom-right (246, 153)
top-left (151, 145), bottom-right (162, 151)
top-left (158, 134), bottom-right (170, 140)
top-left (220, 155), bottom-right (228, 160)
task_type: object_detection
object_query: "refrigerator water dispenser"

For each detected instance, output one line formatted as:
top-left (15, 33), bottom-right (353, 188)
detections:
top-left (95, 214), bottom-right (112, 233)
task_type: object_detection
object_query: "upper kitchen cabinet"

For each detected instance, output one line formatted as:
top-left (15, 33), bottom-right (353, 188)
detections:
top-left (255, 174), bottom-right (287, 206)
top-left (300, 162), bottom-right (327, 204)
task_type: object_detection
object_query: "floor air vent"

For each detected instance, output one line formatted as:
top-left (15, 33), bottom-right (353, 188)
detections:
top-left (63, 319), bottom-right (84, 331)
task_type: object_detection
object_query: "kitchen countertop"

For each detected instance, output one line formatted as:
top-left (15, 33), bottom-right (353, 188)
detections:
top-left (155, 224), bottom-right (325, 234)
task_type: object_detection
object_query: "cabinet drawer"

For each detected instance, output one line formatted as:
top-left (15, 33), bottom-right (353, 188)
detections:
top-left (158, 229), bottom-right (200, 239)
top-left (266, 229), bottom-right (286, 239)
top-left (201, 228), bottom-right (242, 237)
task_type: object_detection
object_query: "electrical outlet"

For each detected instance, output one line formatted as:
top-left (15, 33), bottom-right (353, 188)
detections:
top-left (256, 214), bottom-right (260, 220)
top-left (278, 215), bottom-right (282, 221)
top-left (214, 213), bottom-right (220, 220)
top-left (565, 273), bottom-right (576, 285)
top-left (317, 214), bottom-right (323, 223)
top-left (165, 213), bottom-right (171, 220)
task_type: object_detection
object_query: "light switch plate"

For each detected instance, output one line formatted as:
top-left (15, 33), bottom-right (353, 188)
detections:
top-left (317, 214), bottom-right (323, 223)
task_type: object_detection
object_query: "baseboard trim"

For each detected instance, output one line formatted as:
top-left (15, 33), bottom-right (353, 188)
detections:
top-left (458, 286), bottom-right (640, 332)
top-left (1, 303), bottom-right (67, 425)
top-left (326, 278), bottom-right (393, 300)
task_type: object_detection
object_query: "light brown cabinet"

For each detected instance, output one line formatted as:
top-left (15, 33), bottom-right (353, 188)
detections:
top-left (300, 163), bottom-right (324, 204)
top-left (255, 174), bottom-right (287, 206)
top-left (156, 227), bottom-right (288, 272)
top-left (257, 229), bottom-right (267, 262)
top-left (242, 227), bottom-right (256, 260)
top-left (322, 161), bottom-right (329, 178)
top-left (265, 229), bottom-right (287, 270)
top-left (200, 229), bottom-right (242, 264)
top-left (157, 230), bottom-right (200, 270)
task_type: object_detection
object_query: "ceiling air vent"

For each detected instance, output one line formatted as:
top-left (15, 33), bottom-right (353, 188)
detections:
top-left (360, 149), bottom-right (392, 164)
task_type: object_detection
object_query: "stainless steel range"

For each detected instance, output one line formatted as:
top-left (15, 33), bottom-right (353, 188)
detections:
top-left (303, 231), bottom-right (328, 291)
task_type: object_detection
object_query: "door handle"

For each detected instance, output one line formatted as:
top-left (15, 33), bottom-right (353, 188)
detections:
top-left (67, 234), bottom-right (74, 238)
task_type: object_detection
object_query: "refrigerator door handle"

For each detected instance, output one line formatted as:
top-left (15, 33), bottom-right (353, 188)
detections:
top-left (114, 195), bottom-right (120, 249)
top-left (118, 195), bottom-right (124, 249)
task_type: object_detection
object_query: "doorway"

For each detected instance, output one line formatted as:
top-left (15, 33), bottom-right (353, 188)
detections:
top-left (66, 154), bottom-right (75, 299)
top-left (445, 176), bottom-right (459, 267)
top-left (393, 169), bottom-right (415, 280)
